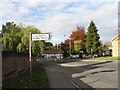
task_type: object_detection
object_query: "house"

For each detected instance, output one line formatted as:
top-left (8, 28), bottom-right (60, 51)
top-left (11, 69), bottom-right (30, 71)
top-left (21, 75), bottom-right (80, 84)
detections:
top-left (112, 35), bottom-right (120, 57)
top-left (103, 46), bottom-right (112, 56)
top-left (44, 48), bottom-right (64, 59)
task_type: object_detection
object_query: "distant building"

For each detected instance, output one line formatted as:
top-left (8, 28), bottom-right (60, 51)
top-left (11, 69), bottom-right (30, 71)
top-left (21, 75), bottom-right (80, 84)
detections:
top-left (112, 35), bottom-right (120, 57)
top-left (44, 48), bottom-right (63, 59)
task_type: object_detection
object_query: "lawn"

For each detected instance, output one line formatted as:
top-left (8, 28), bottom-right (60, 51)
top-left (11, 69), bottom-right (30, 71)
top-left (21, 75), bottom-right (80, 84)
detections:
top-left (2, 64), bottom-right (49, 88)
top-left (87, 56), bottom-right (120, 60)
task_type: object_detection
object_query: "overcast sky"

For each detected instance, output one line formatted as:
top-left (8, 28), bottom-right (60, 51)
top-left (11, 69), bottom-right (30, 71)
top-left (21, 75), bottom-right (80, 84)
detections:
top-left (0, 0), bottom-right (119, 44)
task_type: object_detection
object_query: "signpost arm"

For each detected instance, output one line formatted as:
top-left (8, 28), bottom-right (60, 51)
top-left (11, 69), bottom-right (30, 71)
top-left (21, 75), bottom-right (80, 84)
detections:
top-left (29, 32), bottom-right (32, 76)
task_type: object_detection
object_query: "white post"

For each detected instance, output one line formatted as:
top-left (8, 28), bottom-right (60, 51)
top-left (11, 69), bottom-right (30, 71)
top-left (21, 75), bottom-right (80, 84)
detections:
top-left (29, 32), bottom-right (32, 76)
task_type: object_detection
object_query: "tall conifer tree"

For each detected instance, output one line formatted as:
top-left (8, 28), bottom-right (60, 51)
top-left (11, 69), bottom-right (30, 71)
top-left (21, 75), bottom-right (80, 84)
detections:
top-left (86, 20), bottom-right (101, 56)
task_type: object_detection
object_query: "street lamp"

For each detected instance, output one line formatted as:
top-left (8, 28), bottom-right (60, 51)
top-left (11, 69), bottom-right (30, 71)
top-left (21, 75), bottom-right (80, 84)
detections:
top-left (58, 42), bottom-right (62, 60)
top-left (91, 48), bottom-right (93, 58)
top-left (59, 35), bottom-right (67, 60)
top-left (69, 38), bottom-right (72, 59)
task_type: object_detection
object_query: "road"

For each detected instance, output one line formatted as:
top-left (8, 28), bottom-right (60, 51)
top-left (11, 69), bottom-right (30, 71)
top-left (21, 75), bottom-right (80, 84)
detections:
top-left (39, 59), bottom-right (119, 89)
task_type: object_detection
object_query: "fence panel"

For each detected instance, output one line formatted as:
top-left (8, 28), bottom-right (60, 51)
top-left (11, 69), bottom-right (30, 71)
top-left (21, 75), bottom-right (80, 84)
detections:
top-left (2, 51), bottom-right (37, 80)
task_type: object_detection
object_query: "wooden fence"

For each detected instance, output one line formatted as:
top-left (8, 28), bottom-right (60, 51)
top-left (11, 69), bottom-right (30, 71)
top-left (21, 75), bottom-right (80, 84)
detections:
top-left (2, 51), bottom-right (37, 80)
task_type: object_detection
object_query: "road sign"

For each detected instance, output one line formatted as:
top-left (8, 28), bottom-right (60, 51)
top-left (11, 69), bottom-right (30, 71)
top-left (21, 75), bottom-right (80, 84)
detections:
top-left (32, 33), bottom-right (52, 41)
top-left (29, 32), bottom-right (52, 76)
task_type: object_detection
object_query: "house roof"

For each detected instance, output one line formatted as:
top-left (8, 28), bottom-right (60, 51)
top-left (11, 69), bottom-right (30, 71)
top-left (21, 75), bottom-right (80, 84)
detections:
top-left (112, 35), bottom-right (120, 41)
top-left (44, 48), bottom-right (64, 54)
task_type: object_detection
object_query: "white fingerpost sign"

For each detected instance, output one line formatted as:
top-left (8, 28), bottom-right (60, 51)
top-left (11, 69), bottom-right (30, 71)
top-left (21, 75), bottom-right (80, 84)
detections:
top-left (32, 33), bottom-right (52, 41)
top-left (29, 32), bottom-right (52, 76)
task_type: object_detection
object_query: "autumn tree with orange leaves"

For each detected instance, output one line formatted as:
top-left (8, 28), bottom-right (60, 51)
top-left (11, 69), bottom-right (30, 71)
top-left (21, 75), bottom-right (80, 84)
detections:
top-left (70, 26), bottom-right (87, 57)
top-left (70, 26), bottom-right (86, 41)
top-left (61, 26), bottom-right (87, 58)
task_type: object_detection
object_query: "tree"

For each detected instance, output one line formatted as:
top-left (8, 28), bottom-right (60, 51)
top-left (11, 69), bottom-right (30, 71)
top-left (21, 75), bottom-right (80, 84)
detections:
top-left (44, 42), bottom-right (54, 49)
top-left (74, 40), bottom-right (81, 53)
top-left (70, 26), bottom-right (86, 41)
top-left (70, 26), bottom-right (87, 56)
top-left (61, 26), bottom-right (87, 58)
top-left (86, 20), bottom-right (102, 56)
top-left (2, 22), bottom-right (44, 57)
top-left (61, 40), bottom-right (70, 58)
top-left (2, 22), bottom-right (20, 51)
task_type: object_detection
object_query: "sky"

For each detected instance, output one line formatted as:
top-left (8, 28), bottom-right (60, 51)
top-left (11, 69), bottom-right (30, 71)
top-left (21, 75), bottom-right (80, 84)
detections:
top-left (0, 0), bottom-right (119, 44)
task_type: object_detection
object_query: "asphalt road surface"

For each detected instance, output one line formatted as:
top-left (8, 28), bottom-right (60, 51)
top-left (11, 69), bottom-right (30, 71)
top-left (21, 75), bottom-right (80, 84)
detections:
top-left (39, 59), bottom-right (119, 89)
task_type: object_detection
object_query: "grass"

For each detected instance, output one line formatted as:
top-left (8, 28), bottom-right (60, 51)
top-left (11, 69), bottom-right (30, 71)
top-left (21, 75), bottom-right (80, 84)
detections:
top-left (87, 56), bottom-right (120, 60)
top-left (2, 64), bottom-right (50, 88)
top-left (66, 56), bottom-right (120, 61)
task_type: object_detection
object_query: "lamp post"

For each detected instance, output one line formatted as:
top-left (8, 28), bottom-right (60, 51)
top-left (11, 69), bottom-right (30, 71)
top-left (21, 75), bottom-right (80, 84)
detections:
top-left (59, 35), bottom-right (67, 59)
top-left (59, 42), bottom-right (61, 60)
top-left (69, 38), bottom-right (71, 59)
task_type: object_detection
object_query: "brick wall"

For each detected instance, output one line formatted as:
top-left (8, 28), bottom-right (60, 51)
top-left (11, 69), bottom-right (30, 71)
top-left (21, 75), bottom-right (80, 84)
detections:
top-left (2, 51), bottom-right (37, 80)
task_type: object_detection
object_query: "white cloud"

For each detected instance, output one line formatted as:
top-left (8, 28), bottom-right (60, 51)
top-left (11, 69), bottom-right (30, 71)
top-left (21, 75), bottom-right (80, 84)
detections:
top-left (0, 1), bottom-right (118, 44)
top-left (18, 6), bottom-right (30, 14)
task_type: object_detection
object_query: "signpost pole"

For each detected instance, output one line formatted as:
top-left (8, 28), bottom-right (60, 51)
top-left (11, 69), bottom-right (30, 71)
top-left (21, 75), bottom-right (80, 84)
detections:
top-left (29, 32), bottom-right (32, 76)
top-left (29, 33), bottom-right (52, 76)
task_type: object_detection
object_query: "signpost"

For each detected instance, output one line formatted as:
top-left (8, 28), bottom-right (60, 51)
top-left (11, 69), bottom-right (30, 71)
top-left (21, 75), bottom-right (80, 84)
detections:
top-left (29, 32), bottom-right (32, 76)
top-left (29, 32), bottom-right (52, 76)
top-left (32, 33), bottom-right (52, 41)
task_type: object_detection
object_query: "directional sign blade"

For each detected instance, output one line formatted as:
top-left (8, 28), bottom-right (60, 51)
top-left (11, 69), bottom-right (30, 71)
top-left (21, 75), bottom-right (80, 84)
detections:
top-left (32, 33), bottom-right (52, 41)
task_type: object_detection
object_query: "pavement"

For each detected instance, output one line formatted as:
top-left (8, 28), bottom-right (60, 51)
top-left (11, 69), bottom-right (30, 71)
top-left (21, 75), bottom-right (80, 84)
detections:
top-left (38, 60), bottom-right (77, 88)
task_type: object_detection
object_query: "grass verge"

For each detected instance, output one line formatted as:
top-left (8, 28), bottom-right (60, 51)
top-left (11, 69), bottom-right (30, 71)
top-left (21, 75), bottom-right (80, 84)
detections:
top-left (2, 64), bottom-right (49, 88)
top-left (66, 56), bottom-right (120, 61)
top-left (87, 56), bottom-right (120, 60)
